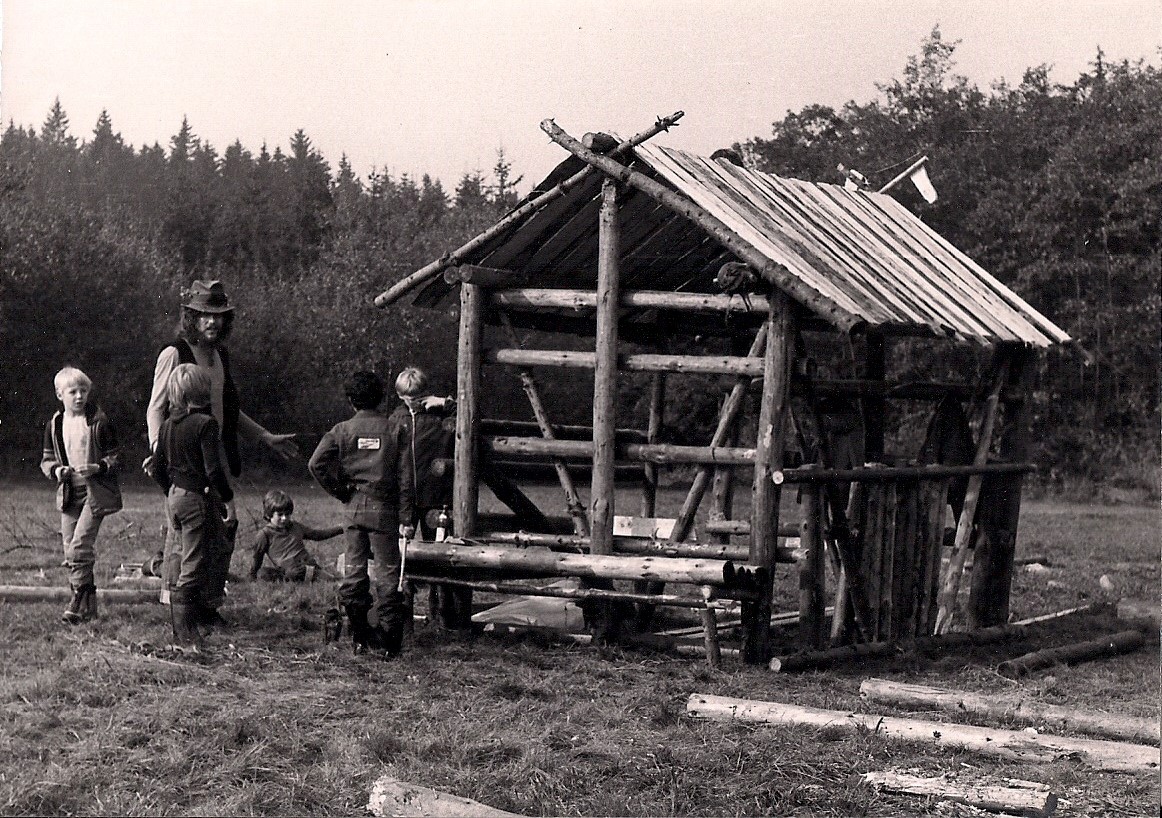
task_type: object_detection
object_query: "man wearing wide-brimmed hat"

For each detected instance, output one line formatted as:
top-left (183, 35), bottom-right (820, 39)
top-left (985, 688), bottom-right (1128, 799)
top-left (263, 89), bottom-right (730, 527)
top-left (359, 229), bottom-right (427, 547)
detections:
top-left (144, 280), bottom-right (298, 628)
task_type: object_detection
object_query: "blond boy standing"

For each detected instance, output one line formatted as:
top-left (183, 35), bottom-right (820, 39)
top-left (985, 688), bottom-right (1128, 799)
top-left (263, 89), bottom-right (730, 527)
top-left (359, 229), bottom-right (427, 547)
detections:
top-left (41, 366), bottom-right (122, 623)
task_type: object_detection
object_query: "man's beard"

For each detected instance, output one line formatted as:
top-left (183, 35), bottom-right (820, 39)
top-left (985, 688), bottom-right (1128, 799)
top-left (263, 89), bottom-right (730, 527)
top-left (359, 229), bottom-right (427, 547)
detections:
top-left (194, 327), bottom-right (222, 347)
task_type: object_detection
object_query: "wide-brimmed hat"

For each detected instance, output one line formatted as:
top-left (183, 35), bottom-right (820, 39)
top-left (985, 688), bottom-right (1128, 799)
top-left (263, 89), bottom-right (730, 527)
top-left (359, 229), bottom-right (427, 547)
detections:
top-left (182, 280), bottom-right (234, 314)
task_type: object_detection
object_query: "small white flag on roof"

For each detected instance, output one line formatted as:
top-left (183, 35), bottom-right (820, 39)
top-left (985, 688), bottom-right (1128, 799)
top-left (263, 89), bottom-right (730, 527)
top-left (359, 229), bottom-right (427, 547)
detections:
top-left (909, 163), bottom-right (938, 203)
top-left (878, 155), bottom-right (938, 204)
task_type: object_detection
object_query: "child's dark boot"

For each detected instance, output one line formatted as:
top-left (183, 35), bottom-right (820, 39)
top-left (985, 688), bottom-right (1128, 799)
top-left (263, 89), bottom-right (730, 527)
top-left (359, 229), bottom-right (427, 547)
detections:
top-left (169, 589), bottom-right (205, 653)
top-left (344, 604), bottom-right (372, 655)
top-left (61, 584), bottom-right (97, 624)
top-left (60, 585), bottom-right (85, 624)
top-left (323, 607), bottom-right (344, 645)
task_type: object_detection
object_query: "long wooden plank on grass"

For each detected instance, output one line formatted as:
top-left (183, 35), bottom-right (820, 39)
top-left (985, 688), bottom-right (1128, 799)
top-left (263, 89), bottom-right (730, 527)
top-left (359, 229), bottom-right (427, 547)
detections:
top-left (367, 775), bottom-right (521, 817)
top-left (860, 677), bottom-right (1161, 744)
top-left (854, 771), bottom-right (1057, 818)
top-left (685, 693), bottom-right (1161, 773)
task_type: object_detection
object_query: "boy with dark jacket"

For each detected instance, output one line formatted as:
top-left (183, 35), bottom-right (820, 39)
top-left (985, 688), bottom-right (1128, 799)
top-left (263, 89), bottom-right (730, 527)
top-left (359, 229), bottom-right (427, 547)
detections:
top-left (149, 363), bottom-right (233, 652)
top-left (41, 366), bottom-right (122, 624)
top-left (308, 371), bottom-right (412, 658)
top-left (392, 367), bottom-right (468, 633)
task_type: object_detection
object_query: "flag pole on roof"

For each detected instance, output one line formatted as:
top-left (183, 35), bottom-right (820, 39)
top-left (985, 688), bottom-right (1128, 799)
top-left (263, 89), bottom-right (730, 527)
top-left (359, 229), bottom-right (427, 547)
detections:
top-left (878, 155), bottom-right (938, 203)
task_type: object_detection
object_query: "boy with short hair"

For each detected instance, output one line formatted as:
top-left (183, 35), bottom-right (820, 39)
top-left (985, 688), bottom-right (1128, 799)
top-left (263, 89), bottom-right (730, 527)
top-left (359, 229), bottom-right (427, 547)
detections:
top-left (41, 366), bottom-right (123, 624)
top-left (392, 367), bottom-right (468, 633)
top-left (308, 371), bottom-right (411, 658)
top-left (149, 363), bottom-right (233, 651)
top-left (249, 489), bottom-right (342, 582)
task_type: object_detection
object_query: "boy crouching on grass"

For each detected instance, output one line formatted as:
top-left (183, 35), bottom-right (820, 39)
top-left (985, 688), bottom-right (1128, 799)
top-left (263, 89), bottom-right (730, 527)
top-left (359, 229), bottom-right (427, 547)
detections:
top-left (249, 489), bottom-right (342, 582)
top-left (41, 366), bottom-right (123, 624)
top-left (308, 371), bottom-right (411, 659)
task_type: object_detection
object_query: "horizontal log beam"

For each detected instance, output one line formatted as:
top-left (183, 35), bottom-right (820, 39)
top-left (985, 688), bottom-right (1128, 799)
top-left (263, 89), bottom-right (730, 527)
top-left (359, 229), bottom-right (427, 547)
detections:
top-left (481, 622), bottom-right (743, 658)
top-left (406, 538), bottom-right (749, 587)
top-left (486, 348), bottom-right (764, 377)
top-left (491, 287), bottom-right (772, 314)
top-left (480, 418), bottom-right (646, 443)
top-left (482, 530), bottom-right (793, 562)
top-left (483, 436), bottom-right (757, 465)
top-left (443, 264), bottom-right (528, 287)
top-left (703, 519), bottom-right (799, 538)
top-left (686, 694), bottom-right (1161, 773)
top-left (773, 461), bottom-right (1034, 485)
top-left (406, 574), bottom-right (743, 607)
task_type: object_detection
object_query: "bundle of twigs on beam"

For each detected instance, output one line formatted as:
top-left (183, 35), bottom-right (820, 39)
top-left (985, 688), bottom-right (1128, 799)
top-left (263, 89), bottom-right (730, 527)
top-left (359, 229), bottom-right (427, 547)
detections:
top-left (374, 111), bottom-right (685, 308)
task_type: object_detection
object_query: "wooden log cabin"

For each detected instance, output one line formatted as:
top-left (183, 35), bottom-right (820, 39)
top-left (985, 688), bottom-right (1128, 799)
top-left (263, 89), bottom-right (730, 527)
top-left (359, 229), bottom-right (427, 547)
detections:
top-left (374, 113), bottom-right (1072, 666)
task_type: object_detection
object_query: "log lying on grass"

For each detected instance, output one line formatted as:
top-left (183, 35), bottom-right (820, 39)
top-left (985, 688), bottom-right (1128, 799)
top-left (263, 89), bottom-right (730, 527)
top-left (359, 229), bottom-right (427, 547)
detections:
top-left (997, 630), bottom-right (1145, 678)
top-left (853, 770), bottom-right (1057, 818)
top-left (769, 603), bottom-right (1112, 673)
top-left (684, 693), bottom-right (1160, 772)
top-left (367, 774), bottom-right (521, 817)
top-left (769, 623), bottom-right (1025, 672)
top-left (860, 677), bottom-right (1160, 743)
top-left (0, 585), bottom-right (158, 604)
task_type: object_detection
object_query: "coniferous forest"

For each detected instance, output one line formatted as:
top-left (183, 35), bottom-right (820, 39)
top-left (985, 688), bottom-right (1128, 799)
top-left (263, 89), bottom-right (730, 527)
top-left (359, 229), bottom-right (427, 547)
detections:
top-left (2, 31), bottom-right (1158, 493)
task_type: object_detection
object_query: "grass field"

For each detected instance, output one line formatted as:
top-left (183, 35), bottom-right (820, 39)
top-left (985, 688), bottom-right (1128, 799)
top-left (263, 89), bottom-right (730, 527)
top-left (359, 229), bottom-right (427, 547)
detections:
top-left (0, 477), bottom-right (1158, 816)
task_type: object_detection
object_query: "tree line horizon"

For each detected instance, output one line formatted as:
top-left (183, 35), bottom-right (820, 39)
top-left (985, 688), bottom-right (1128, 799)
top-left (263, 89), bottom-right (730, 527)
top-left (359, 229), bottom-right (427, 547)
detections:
top-left (1, 28), bottom-right (1157, 493)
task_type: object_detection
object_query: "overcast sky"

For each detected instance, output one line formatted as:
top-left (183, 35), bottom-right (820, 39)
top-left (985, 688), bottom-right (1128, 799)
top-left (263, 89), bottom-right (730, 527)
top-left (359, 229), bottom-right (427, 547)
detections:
top-left (2, 0), bottom-right (1159, 191)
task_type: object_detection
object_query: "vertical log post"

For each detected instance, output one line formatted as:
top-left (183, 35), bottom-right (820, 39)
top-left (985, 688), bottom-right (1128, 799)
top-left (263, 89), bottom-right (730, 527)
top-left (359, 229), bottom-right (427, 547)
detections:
top-left (590, 177), bottom-right (620, 553)
top-left (878, 481), bottom-right (898, 641)
top-left (588, 178), bottom-right (620, 638)
top-left (641, 373), bottom-right (665, 518)
top-left (969, 347), bottom-right (1035, 627)
top-left (798, 482), bottom-right (827, 649)
top-left (634, 372), bottom-right (667, 624)
top-left (453, 283), bottom-right (484, 538)
top-left (710, 332), bottom-right (755, 544)
top-left (700, 585), bottom-right (721, 668)
top-left (743, 290), bottom-right (795, 664)
top-left (861, 480), bottom-right (885, 642)
top-left (861, 333), bottom-right (886, 461)
top-left (919, 479), bottom-right (950, 635)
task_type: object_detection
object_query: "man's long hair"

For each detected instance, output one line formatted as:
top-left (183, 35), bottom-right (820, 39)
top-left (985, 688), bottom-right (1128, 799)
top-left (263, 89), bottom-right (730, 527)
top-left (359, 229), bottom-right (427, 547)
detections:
top-left (179, 307), bottom-right (234, 345)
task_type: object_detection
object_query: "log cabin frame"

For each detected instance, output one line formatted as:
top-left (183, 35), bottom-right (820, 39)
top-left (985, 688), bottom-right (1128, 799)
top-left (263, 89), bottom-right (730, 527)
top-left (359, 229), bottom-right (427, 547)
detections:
top-left (374, 113), bottom-right (1072, 666)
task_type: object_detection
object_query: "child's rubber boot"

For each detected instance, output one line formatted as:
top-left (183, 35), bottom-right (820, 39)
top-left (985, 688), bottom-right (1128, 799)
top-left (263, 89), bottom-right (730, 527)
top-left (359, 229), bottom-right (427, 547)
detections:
top-left (323, 607), bottom-right (344, 645)
top-left (169, 591), bottom-right (205, 653)
top-left (82, 585), bottom-right (99, 621)
top-left (344, 604), bottom-right (372, 655)
top-left (61, 585), bottom-right (85, 624)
